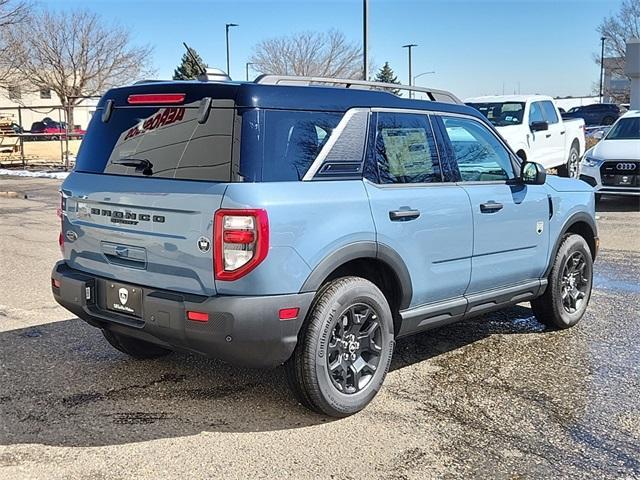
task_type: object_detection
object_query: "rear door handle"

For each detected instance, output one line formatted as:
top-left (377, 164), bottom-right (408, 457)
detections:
top-left (560, 131), bottom-right (566, 135)
top-left (545, 133), bottom-right (552, 138)
top-left (389, 208), bottom-right (420, 221)
top-left (480, 201), bottom-right (504, 213)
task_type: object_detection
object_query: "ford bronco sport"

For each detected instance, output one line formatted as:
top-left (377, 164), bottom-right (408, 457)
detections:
top-left (52, 75), bottom-right (598, 417)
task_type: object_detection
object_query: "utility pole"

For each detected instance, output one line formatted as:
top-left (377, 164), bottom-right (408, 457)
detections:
top-left (225, 23), bottom-right (239, 76)
top-left (599, 36), bottom-right (606, 103)
top-left (402, 44), bottom-right (417, 98)
top-left (246, 62), bottom-right (254, 81)
top-left (363, 0), bottom-right (369, 80)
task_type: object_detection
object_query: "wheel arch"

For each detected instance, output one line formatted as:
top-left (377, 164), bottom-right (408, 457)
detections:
top-left (544, 213), bottom-right (598, 277)
top-left (300, 242), bottom-right (413, 332)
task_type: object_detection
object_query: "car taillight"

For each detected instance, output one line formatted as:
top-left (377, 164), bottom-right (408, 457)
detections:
top-left (57, 193), bottom-right (65, 253)
top-left (214, 209), bottom-right (269, 281)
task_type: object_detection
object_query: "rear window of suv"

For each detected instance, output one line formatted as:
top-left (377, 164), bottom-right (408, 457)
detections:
top-left (75, 102), bottom-right (234, 182)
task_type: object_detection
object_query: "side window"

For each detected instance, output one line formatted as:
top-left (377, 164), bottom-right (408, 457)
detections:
top-left (261, 110), bottom-right (342, 181)
top-left (442, 116), bottom-right (514, 182)
top-left (529, 102), bottom-right (545, 124)
top-left (541, 101), bottom-right (559, 124)
top-left (374, 112), bottom-right (441, 184)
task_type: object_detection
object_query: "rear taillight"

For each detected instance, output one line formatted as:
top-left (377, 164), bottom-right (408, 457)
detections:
top-left (57, 193), bottom-right (65, 253)
top-left (214, 209), bottom-right (269, 281)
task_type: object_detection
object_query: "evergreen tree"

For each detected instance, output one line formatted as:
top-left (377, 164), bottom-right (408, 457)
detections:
top-left (173, 49), bottom-right (207, 80)
top-left (374, 62), bottom-right (400, 95)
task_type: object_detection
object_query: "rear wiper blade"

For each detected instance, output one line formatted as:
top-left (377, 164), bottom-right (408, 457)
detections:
top-left (111, 158), bottom-right (153, 175)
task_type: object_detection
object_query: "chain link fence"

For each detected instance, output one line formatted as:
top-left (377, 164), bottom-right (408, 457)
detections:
top-left (0, 100), bottom-right (96, 170)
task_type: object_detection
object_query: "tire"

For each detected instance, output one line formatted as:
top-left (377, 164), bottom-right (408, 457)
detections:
top-left (602, 116), bottom-right (615, 125)
top-left (531, 234), bottom-right (593, 329)
top-left (102, 329), bottom-right (171, 359)
top-left (558, 144), bottom-right (580, 178)
top-left (285, 277), bottom-right (395, 417)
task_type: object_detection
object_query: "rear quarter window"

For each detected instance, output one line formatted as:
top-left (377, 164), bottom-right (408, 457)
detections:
top-left (239, 109), bottom-right (343, 182)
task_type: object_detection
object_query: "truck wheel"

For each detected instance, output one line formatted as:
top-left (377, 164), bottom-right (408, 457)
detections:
top-left (285, 277), bottom-right (395, 417)
top-left (602, 116), bottom-right (615, 125)
top-left (531, 234), bottom-right (593, 329)
top-left (102, 329), bottom-right (171, 359)
top-left (558, 145), bottom-right (580, 178)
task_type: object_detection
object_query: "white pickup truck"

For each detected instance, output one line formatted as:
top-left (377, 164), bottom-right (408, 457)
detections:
top-left (465, 95), bottom-right (586, 177)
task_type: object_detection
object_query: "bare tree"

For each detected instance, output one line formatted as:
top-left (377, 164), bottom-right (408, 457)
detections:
top-left (0, 0), bottom-right (31, 85)
top-left (250, 30), bottom-right (362, 79)
top-left (6, 9), bottom-right (154, 126)
top-left (595, 0), bottom-right (640, 102)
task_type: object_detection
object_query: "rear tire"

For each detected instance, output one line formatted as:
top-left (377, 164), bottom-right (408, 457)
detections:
top-left (102, 329), bottom-right (171, 359)
top-left (558, 144), bottom-right (580, 178)
top-left (531, 234), bottom-right (593, 329)
top-left (285, 277), bottom-right (395, 417)
top-left (602, 116), bottom-right (615, 125)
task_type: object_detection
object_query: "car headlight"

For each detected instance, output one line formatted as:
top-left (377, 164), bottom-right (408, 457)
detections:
top-left (583, 156), bottom-right (602, 168)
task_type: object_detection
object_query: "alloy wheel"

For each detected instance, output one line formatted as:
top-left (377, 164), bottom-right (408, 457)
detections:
top-left (568, 151), bottom-right (580, 178)
top-left (326, 303), bottom-right (383, 394)
top-left (560, 251), bottom-right (589, 314)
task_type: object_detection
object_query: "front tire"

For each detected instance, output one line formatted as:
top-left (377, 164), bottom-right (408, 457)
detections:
top-left (558, 144), bottom-right (580, 178)
top-left (531, 234), bottom-right (593, 329)
top-left (102, 329), bottom-right (171, 359)
top-left (285, 277), bottom-right (395, 417)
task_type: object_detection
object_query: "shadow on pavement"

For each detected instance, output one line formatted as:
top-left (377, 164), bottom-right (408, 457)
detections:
top-left (0, 305), bottom-right (542, 447)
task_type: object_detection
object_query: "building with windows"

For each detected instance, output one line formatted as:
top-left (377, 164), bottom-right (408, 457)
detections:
top-left (0, 85), bottom-right (97, 132)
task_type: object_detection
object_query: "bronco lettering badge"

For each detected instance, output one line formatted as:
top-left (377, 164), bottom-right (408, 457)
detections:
top-left (89, 207), bottom-right (164, 225)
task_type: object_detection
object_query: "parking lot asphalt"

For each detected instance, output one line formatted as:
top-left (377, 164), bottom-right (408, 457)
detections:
top-left (0, 176), bottom-right (638, 479)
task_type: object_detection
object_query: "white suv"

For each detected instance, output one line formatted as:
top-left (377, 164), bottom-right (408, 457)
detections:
top-left (580, 110), bottom-right (640, 198)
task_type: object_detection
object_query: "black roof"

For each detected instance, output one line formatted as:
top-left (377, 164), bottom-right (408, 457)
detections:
top-left (99, 80), bottom-right (481, 119)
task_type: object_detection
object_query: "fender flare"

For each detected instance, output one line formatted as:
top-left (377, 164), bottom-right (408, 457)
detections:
top-left (544, 212), bottom-right (598, 277)
top-left (299, 241), bottom-right (413, 310)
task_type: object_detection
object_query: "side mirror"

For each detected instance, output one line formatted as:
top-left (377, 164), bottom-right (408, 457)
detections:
top-left (530, 121), bottom-right (549, 132)
top-left (521, 161), bottom-right (547, 185)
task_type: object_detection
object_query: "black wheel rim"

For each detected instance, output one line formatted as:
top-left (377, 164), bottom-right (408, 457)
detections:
top-left (568, 151), bottom-right (579, 178)
top-left (326, 303), bottom-right (383, 395)
top-left (561, 251), bottom-right (590, 314)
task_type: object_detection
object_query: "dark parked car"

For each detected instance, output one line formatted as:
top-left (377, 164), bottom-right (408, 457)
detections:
top-left (29, 117), bottom-right (86, 139)
top-left (561, 103), bottom-right (620, 126)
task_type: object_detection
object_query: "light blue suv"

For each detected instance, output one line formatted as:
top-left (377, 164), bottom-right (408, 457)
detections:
top-left (52, 75), bottom-right (598, 416)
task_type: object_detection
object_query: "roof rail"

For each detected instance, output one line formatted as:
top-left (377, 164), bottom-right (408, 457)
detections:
top-left (254, 74), bottom-right (463, 105)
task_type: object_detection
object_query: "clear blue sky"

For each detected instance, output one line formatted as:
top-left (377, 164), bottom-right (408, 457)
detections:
top-left (43, 0), bottom-right (622, 99)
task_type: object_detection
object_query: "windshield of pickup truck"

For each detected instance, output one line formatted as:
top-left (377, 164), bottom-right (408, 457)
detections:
top-left (466, 102), bottom-right (525, 127)
top-left (605, 117), bottom-right (640, 140)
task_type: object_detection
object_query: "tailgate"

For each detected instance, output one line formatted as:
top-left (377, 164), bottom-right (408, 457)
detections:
top-left (62, 172), bottom-right (225, 296)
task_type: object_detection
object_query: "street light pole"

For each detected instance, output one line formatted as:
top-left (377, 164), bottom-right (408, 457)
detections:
top-left (245, 62), bottom-right (254, 81)
top-left (363, 0), bottom-right (369, 80)
top-left (599, 36), bottom-right (606, 103)
top-left (413, 71), bottom-right (435, 85)
top-left (225, 23), bottom-right (239, 76)
top-left (402, 44), bottom-right (417, 98)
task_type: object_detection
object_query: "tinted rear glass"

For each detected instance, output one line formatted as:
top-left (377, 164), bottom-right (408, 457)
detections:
top-left (75, 102), bottom-right (234, 181)
top-left (239, 109), bottom-right (342, 181)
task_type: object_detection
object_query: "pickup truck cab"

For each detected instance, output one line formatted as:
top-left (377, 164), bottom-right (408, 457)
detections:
top-left (52, 76), bottom-right (598, 417)
top-left (466, 95), bottom-right (586, 178)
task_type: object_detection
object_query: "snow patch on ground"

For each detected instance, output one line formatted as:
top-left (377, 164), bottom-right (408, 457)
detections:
top-left (0, 169), bottom-right (69, 179)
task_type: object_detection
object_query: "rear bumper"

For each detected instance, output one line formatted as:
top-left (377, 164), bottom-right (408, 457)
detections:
top-left (51, 261), bottom-right (314, 368)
